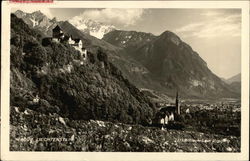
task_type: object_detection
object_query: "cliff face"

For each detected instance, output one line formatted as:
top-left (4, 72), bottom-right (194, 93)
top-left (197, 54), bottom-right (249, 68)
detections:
top-left (14, 10), bottom-right (57, 36)
top-left (10, 14), bottom-right (156, 125)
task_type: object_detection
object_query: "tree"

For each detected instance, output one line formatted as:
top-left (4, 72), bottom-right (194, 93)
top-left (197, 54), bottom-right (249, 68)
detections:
top-left (97, 50), bottom-right (108, 65)
top-left (23, 41), bottom-right (47, 67)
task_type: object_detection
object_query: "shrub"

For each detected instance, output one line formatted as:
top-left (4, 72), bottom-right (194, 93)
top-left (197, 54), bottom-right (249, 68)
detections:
top-left (42, 38), bottom-right (52, 46)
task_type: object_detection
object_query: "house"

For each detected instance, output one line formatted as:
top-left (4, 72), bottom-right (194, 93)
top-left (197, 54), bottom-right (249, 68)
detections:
top-left (33, 95), bottom-right (40, 103)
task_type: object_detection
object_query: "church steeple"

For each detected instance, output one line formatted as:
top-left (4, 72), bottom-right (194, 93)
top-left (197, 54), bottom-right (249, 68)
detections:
top-left (176, 91), bottom-right (180, 115)
top-left (175, 91), bottom-right (178, 107)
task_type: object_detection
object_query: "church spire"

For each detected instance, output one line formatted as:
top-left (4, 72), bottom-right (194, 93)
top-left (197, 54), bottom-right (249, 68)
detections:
top-left (176, 91), bottom-right (180, 115)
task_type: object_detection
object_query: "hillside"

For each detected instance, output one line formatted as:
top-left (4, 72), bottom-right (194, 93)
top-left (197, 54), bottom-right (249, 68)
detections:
top-left (103, 30), bottom-right (239, 98)
top-left (226, 73), bottom-right (241, 84)
top-left (10, 14), bottom-right (156, 125)
top-left (51, 21), bottom-right (166, 97)
top-left (225, 73), bottom-right (241, 94)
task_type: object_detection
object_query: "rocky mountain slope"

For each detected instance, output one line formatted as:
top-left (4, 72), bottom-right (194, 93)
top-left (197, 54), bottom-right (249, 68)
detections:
top-left (69, 16), bottom-right (115, 39)
top-left (103, 30), bottom-right (239, 98)
top-left (14, 10), bottom-right (57, 36)
top-left (10, 14), bottom-right (156, 125)
top-left (102, 30), bottom-right (155, 49)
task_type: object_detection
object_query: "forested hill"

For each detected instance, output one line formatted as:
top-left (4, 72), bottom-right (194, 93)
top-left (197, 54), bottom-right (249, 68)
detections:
top-left (10, 14), bottom-right (156, 125)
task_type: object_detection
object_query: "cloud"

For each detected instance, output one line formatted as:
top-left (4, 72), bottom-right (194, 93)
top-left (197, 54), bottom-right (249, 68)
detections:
top-left (78, 8), bottom-right (145, 26)
top-left (175, 23), bottom-right (203, 33)
top-left (200, 11), bottom-right (222, 17)
top-left (12, 8), bottom-right (53, 19)
top-left (175, 11), bottom-right (241, 38)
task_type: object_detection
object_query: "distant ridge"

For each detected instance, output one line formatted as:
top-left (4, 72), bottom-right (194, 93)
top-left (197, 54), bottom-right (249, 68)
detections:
top-left (226, 73), bottom-right (241, 84)
top-left (69, 16), bottom-right (116, 39)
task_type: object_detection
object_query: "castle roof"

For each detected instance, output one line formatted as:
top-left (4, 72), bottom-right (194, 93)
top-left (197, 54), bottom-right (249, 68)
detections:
top-left (52, 25), bottom-right (61, 31)
top-left (53, 23), bottom-right (80, 40)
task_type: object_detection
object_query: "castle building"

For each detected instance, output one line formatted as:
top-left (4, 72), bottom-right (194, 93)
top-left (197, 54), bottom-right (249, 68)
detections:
top-left (50, 25), bottom-right (87, 61)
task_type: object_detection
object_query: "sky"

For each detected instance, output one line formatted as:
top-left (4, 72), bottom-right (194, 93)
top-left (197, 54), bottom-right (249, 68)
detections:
top-left (12, 8), bottom-right (241, 79)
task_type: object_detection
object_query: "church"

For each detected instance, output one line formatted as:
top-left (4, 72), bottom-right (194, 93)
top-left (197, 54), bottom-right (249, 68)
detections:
top-left (153, 92), bottom-right (181, 128)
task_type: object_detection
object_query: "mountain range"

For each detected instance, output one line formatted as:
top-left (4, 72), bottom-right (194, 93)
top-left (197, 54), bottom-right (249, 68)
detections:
top-left (13, 10), bottom-right (240, 99)
top-left (103, 30), bottom-right (239, 98)
top-left (14, 10), bottom-right (115, 39)
top-left (69, 15), bottom-right (116, 39)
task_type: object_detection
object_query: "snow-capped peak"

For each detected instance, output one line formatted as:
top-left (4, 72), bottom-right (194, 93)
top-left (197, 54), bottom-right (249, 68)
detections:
top-left (69, 16), bottom-right (116, 39)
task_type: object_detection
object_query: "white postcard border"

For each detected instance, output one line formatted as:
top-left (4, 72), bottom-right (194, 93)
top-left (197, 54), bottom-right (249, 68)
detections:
top-left (1, 1), bottom-right (249, 161)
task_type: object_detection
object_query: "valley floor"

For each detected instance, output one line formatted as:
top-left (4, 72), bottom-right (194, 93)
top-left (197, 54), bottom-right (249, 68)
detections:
top-left (10, 106), bottom-right (240, 152)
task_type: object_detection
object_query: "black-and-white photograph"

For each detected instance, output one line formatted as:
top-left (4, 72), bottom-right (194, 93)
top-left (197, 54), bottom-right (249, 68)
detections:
top-left (4, 3), bottom-right (245, 154)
